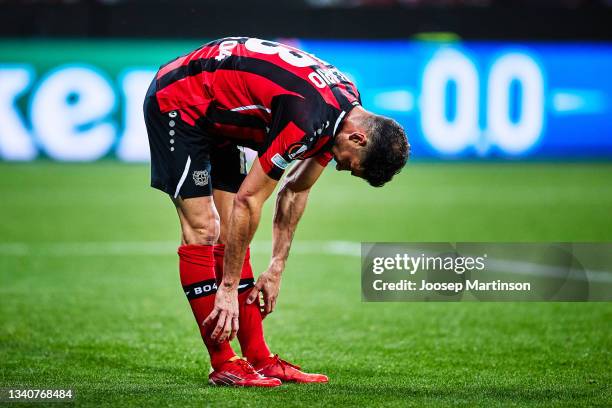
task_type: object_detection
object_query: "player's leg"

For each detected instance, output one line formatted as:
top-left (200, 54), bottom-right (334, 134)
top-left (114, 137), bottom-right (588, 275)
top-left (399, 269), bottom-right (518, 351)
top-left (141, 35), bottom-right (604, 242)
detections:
top-left (174, 196), bottom-right (279, 387)
top-left (209, 144), bottom-right (272, 364)
top-left (174, 196), bottom-right (219, 245)
top-left (144, 82), bottom-right (279, 387)
top-left (173, 195), bottom-right (237, 371)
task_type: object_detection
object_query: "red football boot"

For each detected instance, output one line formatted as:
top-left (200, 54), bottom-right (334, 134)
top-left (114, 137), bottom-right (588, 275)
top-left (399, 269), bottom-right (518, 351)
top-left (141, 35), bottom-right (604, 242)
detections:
top-left (209, 358), bottom-right (281, 387)
top-left (254, 355), bottom-right (329, 384)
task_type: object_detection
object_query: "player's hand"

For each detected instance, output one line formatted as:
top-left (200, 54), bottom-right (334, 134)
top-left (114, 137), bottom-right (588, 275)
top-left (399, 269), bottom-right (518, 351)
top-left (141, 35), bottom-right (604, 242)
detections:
top-left (203, 284), bottom-right (239, 343)
top-left (247, 266), bottom-right (282, 318)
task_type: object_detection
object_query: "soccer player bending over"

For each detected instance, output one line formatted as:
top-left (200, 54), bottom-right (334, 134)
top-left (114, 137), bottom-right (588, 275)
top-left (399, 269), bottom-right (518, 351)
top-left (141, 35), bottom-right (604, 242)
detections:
top-left (143, 37), bottom-right (409, 387)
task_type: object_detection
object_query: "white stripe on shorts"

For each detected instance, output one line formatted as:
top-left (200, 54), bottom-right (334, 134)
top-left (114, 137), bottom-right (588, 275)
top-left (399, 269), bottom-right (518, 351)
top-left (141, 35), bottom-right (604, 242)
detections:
top-left (174, 155), bottom-right (192, 198)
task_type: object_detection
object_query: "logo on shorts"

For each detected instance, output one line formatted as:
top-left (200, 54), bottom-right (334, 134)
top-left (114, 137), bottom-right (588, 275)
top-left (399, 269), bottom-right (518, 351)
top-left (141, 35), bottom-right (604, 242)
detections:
top-left (192, 170), bottom-right (209, 186)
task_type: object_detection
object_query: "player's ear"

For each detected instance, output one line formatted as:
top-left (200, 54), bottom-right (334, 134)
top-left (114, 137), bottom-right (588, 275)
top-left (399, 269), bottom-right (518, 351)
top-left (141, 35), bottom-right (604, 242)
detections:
top-left (348, 132), bottom-right (367, 147)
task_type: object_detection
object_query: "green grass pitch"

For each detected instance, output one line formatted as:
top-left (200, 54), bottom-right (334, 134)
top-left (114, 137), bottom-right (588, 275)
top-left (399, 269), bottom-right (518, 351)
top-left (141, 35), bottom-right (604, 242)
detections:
top-left (1, 162), bottom-right (611, 407)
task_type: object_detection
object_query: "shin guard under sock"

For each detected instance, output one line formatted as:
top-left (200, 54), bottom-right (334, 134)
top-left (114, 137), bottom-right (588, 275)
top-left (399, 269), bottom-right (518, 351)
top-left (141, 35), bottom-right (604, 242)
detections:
top-left (178, 244), bottom-right (236, 370)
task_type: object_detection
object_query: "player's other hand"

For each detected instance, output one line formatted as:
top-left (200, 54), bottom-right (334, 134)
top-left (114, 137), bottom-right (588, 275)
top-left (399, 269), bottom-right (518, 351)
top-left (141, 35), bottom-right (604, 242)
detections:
top-left (247, 266), bottom-right (282, 318)
top-left (203, 285), bottom-right (239, 343)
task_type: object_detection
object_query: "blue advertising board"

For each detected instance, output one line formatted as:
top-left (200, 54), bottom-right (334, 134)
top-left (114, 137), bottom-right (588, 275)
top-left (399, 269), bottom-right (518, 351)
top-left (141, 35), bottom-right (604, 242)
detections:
top-left (0, 39), bottom-right (610, 161)
top-left (297, 40), bottom-right (612, 159)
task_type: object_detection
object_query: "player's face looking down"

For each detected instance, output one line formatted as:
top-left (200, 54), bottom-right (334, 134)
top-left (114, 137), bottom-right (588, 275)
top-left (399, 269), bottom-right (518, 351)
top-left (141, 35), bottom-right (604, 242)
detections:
top-left (331, 106), bottom-right (410, 187)
top-left (331, 132), bottom-right (366, 178)
top-left (330, 106), bottom-right (371, 179)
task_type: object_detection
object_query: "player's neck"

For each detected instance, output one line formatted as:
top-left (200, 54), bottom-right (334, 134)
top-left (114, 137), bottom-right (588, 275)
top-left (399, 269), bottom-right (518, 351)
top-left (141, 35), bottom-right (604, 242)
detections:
top-left (342, 106), bottom-right (369, 133)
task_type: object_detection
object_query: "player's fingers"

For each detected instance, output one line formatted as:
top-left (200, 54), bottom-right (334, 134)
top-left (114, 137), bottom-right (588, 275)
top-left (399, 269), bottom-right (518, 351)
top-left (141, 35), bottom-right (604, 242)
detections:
top-left (219, 313), bottom-right (233, 343)
top-left (246, 285), bottom-right (260, 304)
top-left (259, 293), bottom-right (269, 318)
top-left (211, 310), bottom-right (227, 340)
top-left (229, 315), bottom-right (239, 341)
top-left (264, 296), bottom-right (273, 315)
top-left (202, 308), bottom-right (219, 327)
top-left (261, 289), bottom-right (270, 314)
top-left (270, 298), bottom-right (277, 314)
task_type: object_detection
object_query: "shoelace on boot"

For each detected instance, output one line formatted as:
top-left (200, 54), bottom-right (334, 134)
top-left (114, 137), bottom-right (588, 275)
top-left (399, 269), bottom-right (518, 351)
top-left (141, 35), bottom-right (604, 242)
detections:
top-left (273, 355), bottom-right (301, 371)
top-left (235, 358), bottom-right (257, 374)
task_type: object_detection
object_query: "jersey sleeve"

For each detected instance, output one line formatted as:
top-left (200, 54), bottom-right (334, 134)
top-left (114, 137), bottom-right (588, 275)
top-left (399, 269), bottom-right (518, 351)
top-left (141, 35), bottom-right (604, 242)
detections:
top-left (258, 121), bottom-right (312, 180)
top-left (314, 150), bottom-right (333, 167)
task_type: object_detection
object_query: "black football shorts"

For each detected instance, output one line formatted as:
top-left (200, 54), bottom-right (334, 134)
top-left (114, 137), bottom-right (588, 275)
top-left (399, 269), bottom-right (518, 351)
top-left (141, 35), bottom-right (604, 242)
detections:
top-left (143, 80), bottom-right (248, 199)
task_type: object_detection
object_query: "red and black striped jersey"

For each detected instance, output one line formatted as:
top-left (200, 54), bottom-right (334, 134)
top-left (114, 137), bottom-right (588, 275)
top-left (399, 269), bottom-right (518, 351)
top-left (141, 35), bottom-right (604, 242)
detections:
top-left (154, 37), bottom-right (361, 180)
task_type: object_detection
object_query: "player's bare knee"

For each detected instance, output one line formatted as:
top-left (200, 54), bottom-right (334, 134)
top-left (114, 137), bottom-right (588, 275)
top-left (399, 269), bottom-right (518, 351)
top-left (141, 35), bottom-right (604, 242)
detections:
top-left (183, 215), bottom-right (220, 245)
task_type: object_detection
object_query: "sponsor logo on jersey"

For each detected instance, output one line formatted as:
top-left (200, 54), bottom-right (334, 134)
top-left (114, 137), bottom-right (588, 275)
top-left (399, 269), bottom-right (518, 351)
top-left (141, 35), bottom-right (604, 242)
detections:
top-left (287, 143), bottom-right (308, 160)
top-left (271, 153), bottom-right (289, 169)
top-left (193, 170), bottom-right (209, 186)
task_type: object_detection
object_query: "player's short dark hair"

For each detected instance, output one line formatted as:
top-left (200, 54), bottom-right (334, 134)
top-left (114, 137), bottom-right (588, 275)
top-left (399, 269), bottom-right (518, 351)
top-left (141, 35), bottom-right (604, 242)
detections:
top-left (361, 115), bottom-right (410, 187)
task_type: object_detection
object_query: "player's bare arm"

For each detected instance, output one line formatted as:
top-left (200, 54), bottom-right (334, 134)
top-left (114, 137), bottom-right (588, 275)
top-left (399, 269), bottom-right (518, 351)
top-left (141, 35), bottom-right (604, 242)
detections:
top-left (204, 159), bottom-right (278, 343)
top-left (246, 157), bottom-right (326, 316)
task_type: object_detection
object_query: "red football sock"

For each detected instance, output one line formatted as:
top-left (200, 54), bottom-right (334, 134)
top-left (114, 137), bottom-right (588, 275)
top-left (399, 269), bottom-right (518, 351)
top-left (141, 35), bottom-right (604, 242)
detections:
top-left (178, 244), bottom-right (236, 370)
top-left (214, 244), bottom-right (272, 364)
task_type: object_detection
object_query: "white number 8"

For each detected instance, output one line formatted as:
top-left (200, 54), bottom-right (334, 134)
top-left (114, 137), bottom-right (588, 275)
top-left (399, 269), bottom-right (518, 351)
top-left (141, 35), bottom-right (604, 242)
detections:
top-left (245, 38), bottom-right (317, 68)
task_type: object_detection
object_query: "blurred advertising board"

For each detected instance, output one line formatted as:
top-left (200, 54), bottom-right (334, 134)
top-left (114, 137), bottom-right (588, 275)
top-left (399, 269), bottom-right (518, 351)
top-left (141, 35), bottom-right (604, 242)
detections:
top-left (1, 39), bottom-right (610, 162)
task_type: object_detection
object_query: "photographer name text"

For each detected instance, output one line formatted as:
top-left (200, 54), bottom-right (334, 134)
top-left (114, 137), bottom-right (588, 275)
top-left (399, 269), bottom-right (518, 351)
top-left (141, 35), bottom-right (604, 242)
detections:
top-left (372, 279), bottom-right (531, 292)
top-left (371, 253), bottom-right (531, 292)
